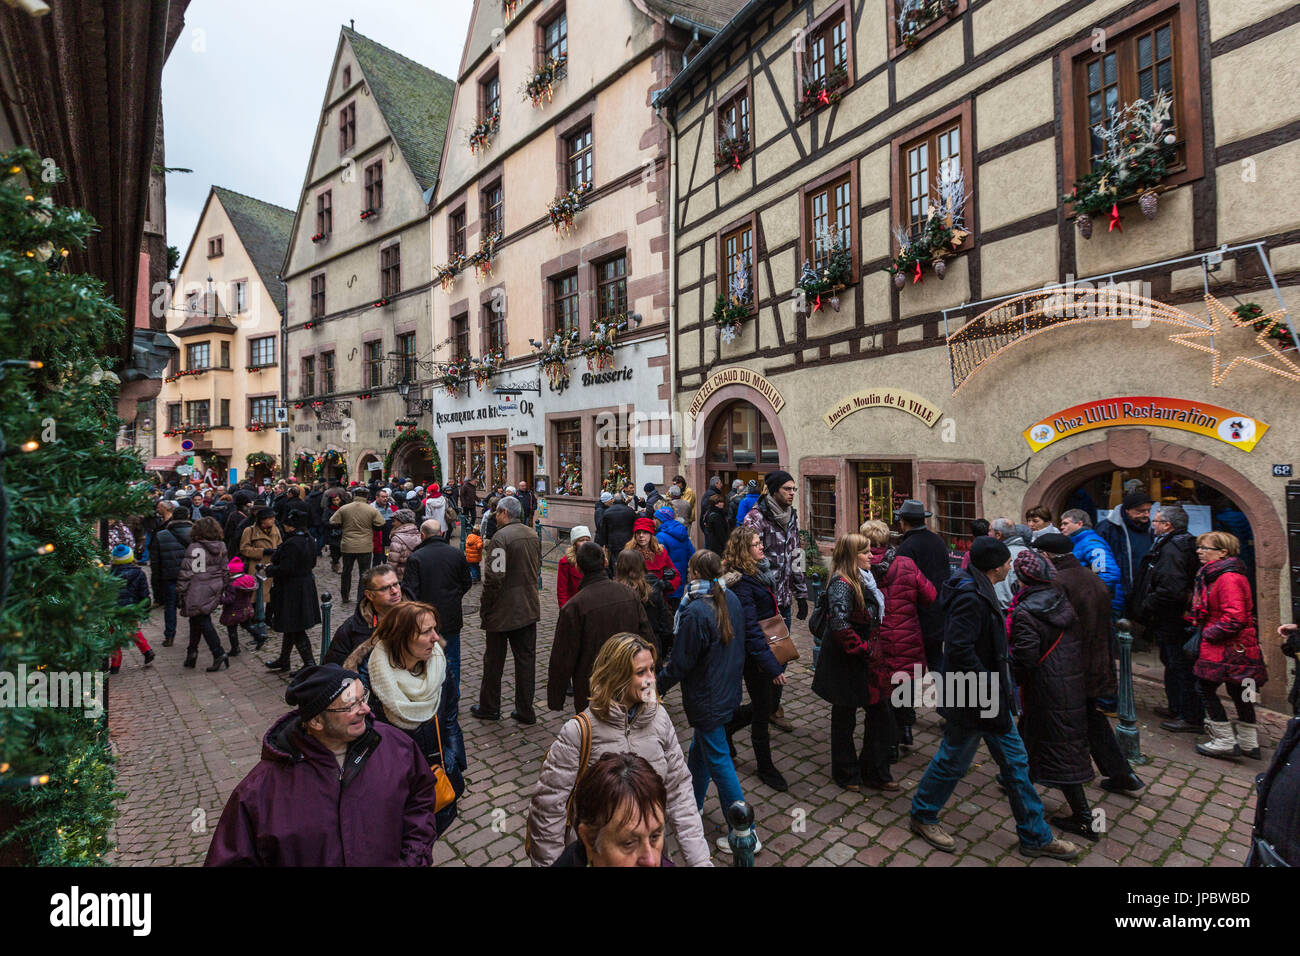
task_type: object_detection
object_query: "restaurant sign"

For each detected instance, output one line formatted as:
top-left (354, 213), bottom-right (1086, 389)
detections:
top-left (824, 388), bottom-right (941, 430)
top-left (1024, 397), bottom-right (1268, 453)
top-left (688, 367), bottom-right (784, 419)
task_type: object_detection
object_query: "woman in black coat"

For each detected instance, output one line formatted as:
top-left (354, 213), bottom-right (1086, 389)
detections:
top-left (265, 509), bottom-right (320, 673)
top-left (1007, 549), bottom-right (1096, 842)
top-left (721, 527), bottom-right (789, 792)
top-left (614, 549), bottom-right (673, 656)
top-left (702, 494), bottom-right (730, 555)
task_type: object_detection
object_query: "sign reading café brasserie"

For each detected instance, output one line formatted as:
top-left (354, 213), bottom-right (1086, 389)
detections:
top-left (688, 367), bottom-right (785, 419)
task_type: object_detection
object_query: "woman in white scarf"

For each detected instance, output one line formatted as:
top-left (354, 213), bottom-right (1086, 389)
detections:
top-left (352, 600), bottom-right (467, 832)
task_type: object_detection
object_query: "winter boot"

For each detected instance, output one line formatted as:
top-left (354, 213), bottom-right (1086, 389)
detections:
top-left (1234, 721), bottom-right (1261, 760)
top-left (1195, 719), bottom-right (1241, 759)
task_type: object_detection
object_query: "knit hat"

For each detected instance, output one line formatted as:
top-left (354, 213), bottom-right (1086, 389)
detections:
top-left (655, 506), bottom-right (676, 524)
top-left (643, 482), bottom-right (656, 494)
top-left (634, 516), bottom-right (656, 534)
top-left (1122, 490), bottom-right (1154, 510)
top-left (969, 536), bottom-right (1012, 572)
top-left (254, 507), bottom-right (274, 521)
top-left (745, 480), bottom-right (758, 494)
top-left (428, 483), bottom-right (441, 498)
top-left (1034, 533), bottom-right (1073, 555)
top-left (599, 491), bottom-right (613, 503)
top-left (765, 470), bottom-right (794, 495)
top-left (226, 556), bottom-right (245, 573)
top-left (111, 544), bottom-right (134, 564)
top-left (286, 664), bottom-right (361, 722)
top-left (1014, 548), bottom-right (1055, 584)
top-left (570, 525), bottom-right (592, 543)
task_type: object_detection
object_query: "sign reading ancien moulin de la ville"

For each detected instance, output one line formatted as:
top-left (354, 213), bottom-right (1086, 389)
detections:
top-left (1024, 397), bottom-right (1269, 453)
top-left (824, 388), bottom-right (942, 430)
top-left (688, 367), bottom-right (785, 419)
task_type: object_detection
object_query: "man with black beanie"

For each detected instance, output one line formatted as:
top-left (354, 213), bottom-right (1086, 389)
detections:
top-left (205, 664), bottom-right (438, 867)
top-left (894, 499), bottom-right (951, 671)
top-left (909, 536), bottom-right (1081, 861)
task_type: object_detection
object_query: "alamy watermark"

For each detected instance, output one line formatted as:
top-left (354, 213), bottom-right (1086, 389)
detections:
top-left (890, 665), bottom-right (1000, 719)
top-left (0, 665), bottom-right (104, 718)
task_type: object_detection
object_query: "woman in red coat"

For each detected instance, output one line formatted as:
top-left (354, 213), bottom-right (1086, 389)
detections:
top-left (557, 525), bottom-right (592, 608)
top-left (625, 517), bottom-right (679, 607)
top-left (1188, 531), bottom-right (1268, 760)
top-left (861, 520), bottom-right (936, 752)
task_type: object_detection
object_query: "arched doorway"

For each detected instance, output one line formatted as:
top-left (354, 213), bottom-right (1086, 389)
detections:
top-left (393, 441), bottom-right (438, 485)
top-left (320, 448), bottom-right (346, 483)
top-left (293, 450), bottom-right (318, 482)
top-left (1021, 429), bottom-right (1288, 710)
top-left (688, 388), bottom-right (789, 516)
top-left (357, 453), bottom-right (380, 483)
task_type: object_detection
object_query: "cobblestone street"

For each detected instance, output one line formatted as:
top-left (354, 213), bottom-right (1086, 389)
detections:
top-left (105, 552), bottom-right (1289, 868)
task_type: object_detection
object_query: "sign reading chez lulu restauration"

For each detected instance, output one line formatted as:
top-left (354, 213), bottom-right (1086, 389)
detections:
top-left (1024, 397), bottom-right (1269, 453)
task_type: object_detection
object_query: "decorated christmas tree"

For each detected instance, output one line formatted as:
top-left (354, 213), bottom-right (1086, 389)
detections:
top-left (0, 148), bottom-right (153, 864)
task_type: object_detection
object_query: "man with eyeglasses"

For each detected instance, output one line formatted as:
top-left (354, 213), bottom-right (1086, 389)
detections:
top-left (742, 470), bottom-right (808, 732)
top-left (206, 664), bottom-right (438, 866)
top-left (324, 565), bottom-right (404, 666)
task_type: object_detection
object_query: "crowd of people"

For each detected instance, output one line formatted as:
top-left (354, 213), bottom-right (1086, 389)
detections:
top-left (108, 468), bottom-right (1295, 867)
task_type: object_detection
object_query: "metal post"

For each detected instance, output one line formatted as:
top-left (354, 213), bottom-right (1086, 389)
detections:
top-left (1114, 620), bottom-right (1149, 766)
top-left (808, 571), bottom-right (823, 668)
top-left (725, 801), bottom-right (757, 867)
top-left (254, 569), bottom-right (266, 631)
top-left (537, 522), bottom-right (544, 591)
top-left (320, 592), bottom-right (332, 660)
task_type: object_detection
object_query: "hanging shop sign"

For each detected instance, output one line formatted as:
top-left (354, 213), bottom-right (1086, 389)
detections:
top-left (1024, 397), bottom-right (1269, 453)
top-left (824, 387), bottom-right (942, 430)
top-left (687, 366), bottom-right (785, 419)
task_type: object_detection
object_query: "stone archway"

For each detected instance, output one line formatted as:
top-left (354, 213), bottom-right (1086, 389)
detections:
top-left (687, 383), bottom-right (790, 527)
top-left (1021, 428), bottom-right (1289, 709)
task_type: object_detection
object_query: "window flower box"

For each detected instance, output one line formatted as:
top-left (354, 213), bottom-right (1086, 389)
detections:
top-left (798, 63), bottom-right (848, 115)
top-left (246, 422), bottom-right (268, 432)
top-left (359, 208), bottom-right (379, 221)
top-left (472, 232), bottom-right (501, 279)
top-left (887, 160), bottom-right (969, 287)
top-left (523, 54), bottom-right (567, 107)
top-left (437, 251), bottom-right (472, 290)
top-left (714, 134), bottom-right (750, 172)
top-left (547, 180), bottom-right (593, 236)
top-left (372, 297), bottom-right (390, 308)
top-left (798, 232), bottom-right (853, 311)
top-left (311, 232), bottom-right (328, 243)
top-left (897, 0), bottom-right (960, 49)
top-left (469, 110), bottom-right (500, 154)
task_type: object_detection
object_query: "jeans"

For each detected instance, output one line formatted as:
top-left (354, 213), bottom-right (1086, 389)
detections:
top-left (441, 629), bottom-right (462, 685)
top-left (1159, 634), bottom-right (1204, 724)
top-left (687, 724), bottom-right (745, 823)
top-left (911, 720), bottom-right (1055, 848)
top-left (468, 563), bottom-right (480, 583)
top-left (340, 551), bottom-right (372, 602)
top-left (162, 580), bottom-right (178, 640)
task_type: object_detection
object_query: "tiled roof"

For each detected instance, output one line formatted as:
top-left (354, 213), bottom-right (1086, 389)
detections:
top-left (645, 0), bottom-right (749, 32)
top-left (212, 187), bottom-right (293, 315)
top-left (342, 27), bottom-right (455, 196)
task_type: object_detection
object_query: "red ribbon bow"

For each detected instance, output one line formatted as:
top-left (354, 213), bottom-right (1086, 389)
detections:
top-left (817, 87), bottom-right (829, 106)
top-left (1108, 203), bottom-right (1122, 233)
top-left (913, 261), bottom-right (923, 284)
top-left (812, 294), bottom-right (823, 313)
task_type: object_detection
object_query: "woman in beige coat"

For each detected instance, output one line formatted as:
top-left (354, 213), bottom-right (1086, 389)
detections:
top-left (386, 509), bottom-right (423, 581)
top-left (526, 632), bottom-right (712, 867)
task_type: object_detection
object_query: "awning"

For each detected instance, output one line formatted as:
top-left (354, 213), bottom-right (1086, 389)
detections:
top-left (146, 453), bottom-right (186, 471)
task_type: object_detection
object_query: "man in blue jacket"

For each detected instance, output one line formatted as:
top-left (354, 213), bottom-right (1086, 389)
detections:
top-left (1060, 508), bottom-right (1124, 620)
top-left (1097, 491), bottom-right (1154, 604)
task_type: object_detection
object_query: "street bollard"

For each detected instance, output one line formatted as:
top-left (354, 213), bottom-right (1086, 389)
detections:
top-left (537, 522), bottom-right (544, 591)
top-left (254, 569), bottom-right (266, 632)
top-left (725, 801), bottom-right (758, 867)
top-left (320, 592), bottom-right (332, 661)
top-left (1114, 620), bottom-right (1149, 766)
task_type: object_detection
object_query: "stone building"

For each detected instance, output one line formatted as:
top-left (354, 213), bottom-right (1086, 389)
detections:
top-left (281, 27), bottom-right (454, 485)
top-left (653, 0), bottom-right (1299, 708)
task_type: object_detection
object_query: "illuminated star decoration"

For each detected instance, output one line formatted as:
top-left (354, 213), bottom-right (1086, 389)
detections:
top-left (1167, 295), bottom-right (1300, 386)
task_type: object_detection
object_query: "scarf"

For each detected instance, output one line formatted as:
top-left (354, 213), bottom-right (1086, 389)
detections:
top-left (674, 577), bottom-right (723, 635)
top-left (366, 642), bottom-right (446, 730)
top-left (753, 557), bottom-right (777, 590)
top-left (1190, 556), bottom-right (1249, 624)
top-left (858, 567), bottom-right (886, 617)
top-left (763, 495), bottom-right (793, 530)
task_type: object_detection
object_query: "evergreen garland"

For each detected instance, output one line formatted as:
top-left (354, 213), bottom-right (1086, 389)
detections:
top-left (0, 148), bottom-right (154, 864)
top-left (383, 428), bottom-right (441, 481)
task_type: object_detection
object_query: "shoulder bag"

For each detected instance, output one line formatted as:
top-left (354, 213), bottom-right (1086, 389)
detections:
top-left (759, 587), bottom-right (800, 666)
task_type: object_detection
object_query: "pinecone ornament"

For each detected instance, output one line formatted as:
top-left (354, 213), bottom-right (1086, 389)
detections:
top-left (933, 259), bottom-right (947, 280)
top-left (1139, 191), bottom-right (1159, 220)
top-left (894, 271), bottom-right (906, 289)
top-left (1076, 214), bottom-right (1093, 239)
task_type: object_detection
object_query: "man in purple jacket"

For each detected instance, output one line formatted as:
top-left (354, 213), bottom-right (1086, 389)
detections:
top-left (205, 664), bottom-right (438, 866)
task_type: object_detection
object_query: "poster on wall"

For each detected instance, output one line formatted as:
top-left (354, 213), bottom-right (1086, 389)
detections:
top-left (1024, 397), bottom-right (1269, 453)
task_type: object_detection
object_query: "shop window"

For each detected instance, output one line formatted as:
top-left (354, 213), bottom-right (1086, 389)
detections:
top-left (490, 436), bottom-right (508, 489)
top-left (554, 417), bottom-right (582, 496)
top-left (365, 340), bottom-right (384, 388)
top-left (855, 461), bottom-right (914, 526)
top-left (550, 271), bottom-right (579, 336)
top-left (310, 273), bottom-right (326, 319)
top-left (599, 412), bottom-right (631, 492)
top-left (470, 436), bottom-right (486, 484)
top-left (934, 483), bottom-right (977, 553)
top-left (452, 313), bottom-right (470, 363)
top-left (249, 397), bottom-right (277, 424)
top-left (186, 400), bottom-right (210, 427)
top-left (451, 438), bottom-right (467, 480)
top-left (566, 125), bottom-right (592, 192)
top-left (320, 350), bottom-right (335, 393)
top-left (249, 336), bottom-right (275, 367)
top-left (187, 342), bottom-right (210, 370)
top-left (596, 254), bottom-right (627, 320)
top-left (807, 477), bottom-right (837, 542)
top-left (301, 356), bottom-right (315, 397)
top-left (381, 243), bottom-right (401, 297)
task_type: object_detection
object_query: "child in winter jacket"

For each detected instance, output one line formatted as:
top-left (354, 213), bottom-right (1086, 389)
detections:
top-left (109, 544), bottom-right (155, 673)
top-left (465, 528), bottom-right (483, 583)
top-left (219, 557), bottom-right (262, 655)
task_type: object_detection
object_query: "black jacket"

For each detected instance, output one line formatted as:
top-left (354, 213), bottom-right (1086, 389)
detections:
top-left (266, 531), bottom-right (321, 633)
top-left (896, 526), bottom-right (951, 644)
top-left (596, 502), bottom-right (637, 557)
top-left (1010, 584), bottom-right (1091, 787)
top-left (657, 585), bottom-right (746, 730)
top-left (223, 509), bottom-right (250, 560)
top-left (1249, 716), bottom-right (1300, 867)
top-left (325, 602), bottom-right (379, 667)
top-left (112, 563), bottom-right (150, 607)
top-left (812, 574), bottom-right (881, 708)
top-left (938, 568), bottom-right (1014, 733)
top-left (702, 506), bottom-right (730, 555)
top-left (401, 536), bottom-right (472, 634)
top-left (307, 490), bottom-right (325, 528)
top-left (642, 581), bottom-right (673, 655)
top-left (1130, 531), bottom-right (1198, 638)
top-left (727, 572), bottom-right (784, 680)
top-left (151, 519), bottom-right (193, 584)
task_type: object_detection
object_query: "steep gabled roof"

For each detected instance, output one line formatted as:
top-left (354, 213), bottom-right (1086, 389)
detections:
top-left (342, 26), bottom-right (455, 196)
top-left (212, 187), bottom-right (294, 315)
top-left (645, 0), bottom-right (749, 32)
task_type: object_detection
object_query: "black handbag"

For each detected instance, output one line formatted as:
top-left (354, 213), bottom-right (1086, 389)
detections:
top-left (1183, 626), bottom-right (1203, 659)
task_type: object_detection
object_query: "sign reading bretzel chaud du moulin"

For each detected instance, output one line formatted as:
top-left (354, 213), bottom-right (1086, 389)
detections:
top-left (1024, 397), bottom-right (1269, 453)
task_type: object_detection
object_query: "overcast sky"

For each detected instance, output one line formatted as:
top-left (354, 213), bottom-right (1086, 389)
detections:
top-left (163, 0), bottom-right (472, 262)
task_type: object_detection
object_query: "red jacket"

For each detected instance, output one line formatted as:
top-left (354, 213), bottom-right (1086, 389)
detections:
top-left (1187, 558), bottom-right (1267, 686)
top-left (557, 556), bottom-right (583, 609)
top-left (870, 547), bottom-right (936, 680)
top-left (635, 545), bottom-right (679, 593)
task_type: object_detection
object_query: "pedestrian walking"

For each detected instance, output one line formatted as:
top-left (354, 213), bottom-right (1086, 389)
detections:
top-left (108, 544), bottom-right (155, 672)
top-left (654, 506), bottom-right (695, 609)
top-left (1060, 509), bottom-right (1124, 620)
top-left (401, 519), bottom-right (472, 684)
top-left (330, 490), bottom-right (385, 604)
top-left (626, 516), bottom-right (679, 612)
top-left (264, 509), bottom-right (321, 674)
top-left (557, 525), bottom-right (591, 609)
top-left (548, 753), bottom-right (671, 867)
top-left (150, 500), bottom-right (192, 647)
top-left (464, 525), bottom-right (483, 584)
top-left (657, 550), bottom-right (753, 855)
top-left (239, 507), bottom-right (282, 608)
top-left (989, 518), bottom-right (1032, 609)
top-left (205, 664), bottom-right (438, 867)
top-left (734, 480), bottom-right (760, 526)
top-left (597, 492), bottom-right (637, 569)
top-left (219, 557), bottom-right (263, 654)
top-left (324, 564), bottom-right (404, 666)
top-left (894, 499), bottom-right (952, 671)
top-left (473, 496), bottom-right (541, 724)
top-left (907, 537), bottom-right (1081, 861)
top-left (702, 492), bottom-right (730, 554)
top-left (527, 634), bottom-right (711, 867)
top-left (1188, 532), bottom-right (1268, 760)
top-left (176, 516), bottom-right (231, 671)
top-left (721, 526), bottom-right (790, 793)
top-left (345, 601), bottom-right (466, 836)
top-left (668, 484), bottom-right (692, 525)
top-left (385, 509), bottom-right (422, 582)
top-left (615, 549), bottom-right (673, 657)
top-left (547, 543), bottom-right (655, 713)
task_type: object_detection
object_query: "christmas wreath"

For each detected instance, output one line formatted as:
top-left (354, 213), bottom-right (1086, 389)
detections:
top-left (246, 451), bottom-right (277, 471)
top-left (383, 428), bottom-right (441, 480)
